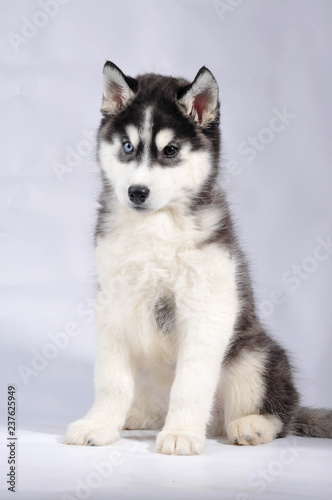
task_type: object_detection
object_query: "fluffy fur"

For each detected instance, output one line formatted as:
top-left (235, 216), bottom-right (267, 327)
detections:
top-left (64, 62), bottom-right (332, 455)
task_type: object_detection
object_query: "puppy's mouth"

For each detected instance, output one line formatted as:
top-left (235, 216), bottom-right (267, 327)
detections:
top-left (130, 204), bottom-right (152, 213)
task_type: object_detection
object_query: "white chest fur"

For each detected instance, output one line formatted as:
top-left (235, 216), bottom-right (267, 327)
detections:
top-left (95, 204), bottom-right (238, 363)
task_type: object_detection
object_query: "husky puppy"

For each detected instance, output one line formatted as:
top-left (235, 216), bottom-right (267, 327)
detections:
top-left (65, 62), bottom-right (332, 455)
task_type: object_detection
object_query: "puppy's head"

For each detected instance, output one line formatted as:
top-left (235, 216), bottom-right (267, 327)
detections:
top-left (97, 61), bottom-right (220, 214)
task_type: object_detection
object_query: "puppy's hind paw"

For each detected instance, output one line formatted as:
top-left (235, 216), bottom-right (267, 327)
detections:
top-left (227, 414), bottom-right (282, 446)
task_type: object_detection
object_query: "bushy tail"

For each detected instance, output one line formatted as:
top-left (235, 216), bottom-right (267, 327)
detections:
top-left (293, 406), bottom-right (332, 438)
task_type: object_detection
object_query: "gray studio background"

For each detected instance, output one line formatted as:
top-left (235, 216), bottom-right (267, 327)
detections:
top-left (1, 0), bottom-right (332, 433)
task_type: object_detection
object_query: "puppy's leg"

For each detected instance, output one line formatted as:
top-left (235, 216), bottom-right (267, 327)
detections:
top-left (65, 309), bottom-right (136, 446)
top-left (157, 253), bottom-right (238, 455)
top-left (124, 390), bottom-right (167, 430)
top-left (124, 364), bottom-right (173, 430)
top-left (221, 349), bottom-right (284, 445)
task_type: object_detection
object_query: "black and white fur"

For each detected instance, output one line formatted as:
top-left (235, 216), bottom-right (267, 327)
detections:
top-left (65, 62), bottom-right (332, 454)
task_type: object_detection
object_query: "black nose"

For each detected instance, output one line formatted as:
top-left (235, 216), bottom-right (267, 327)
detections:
top-left (128, 185), bottom-right (150, 205)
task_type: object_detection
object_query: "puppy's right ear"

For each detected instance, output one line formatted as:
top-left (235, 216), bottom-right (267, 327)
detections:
top-left (101, 62), bottom-right (138, 115)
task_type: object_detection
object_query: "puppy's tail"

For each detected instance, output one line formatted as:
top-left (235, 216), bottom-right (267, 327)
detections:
top-left (292, 406), bottom-right (332, 438)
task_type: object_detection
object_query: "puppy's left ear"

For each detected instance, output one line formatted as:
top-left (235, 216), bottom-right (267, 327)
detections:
top-left (178, 67), bottom-right (219, 126)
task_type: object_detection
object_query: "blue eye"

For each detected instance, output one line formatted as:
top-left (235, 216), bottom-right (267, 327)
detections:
top-left (123, 141), bottom-right (134, 153)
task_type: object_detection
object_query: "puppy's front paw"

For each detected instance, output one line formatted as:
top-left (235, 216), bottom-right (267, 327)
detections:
top-left (64, 418), bottom-right (120, 446)
top-left (156, 430), bottom-right (205, 455)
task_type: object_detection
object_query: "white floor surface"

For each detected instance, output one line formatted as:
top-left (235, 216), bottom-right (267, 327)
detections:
top-left (1, 424), bottom-right (332, 500)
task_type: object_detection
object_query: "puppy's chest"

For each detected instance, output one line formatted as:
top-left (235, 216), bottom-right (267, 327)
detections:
top-left (96, 224), bottom-right (188, 361)
top-left (96, 226), bottom-right (187, 294)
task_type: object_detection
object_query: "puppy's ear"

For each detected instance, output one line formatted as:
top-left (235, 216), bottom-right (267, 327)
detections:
top-left (178, 67), bottom-right (219, 126)
top-left (101, 61), bottom-right (138, 115)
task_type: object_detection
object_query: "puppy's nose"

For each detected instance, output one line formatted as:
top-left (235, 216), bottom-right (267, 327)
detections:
top-left (128, 185), bottom-right (150, 205)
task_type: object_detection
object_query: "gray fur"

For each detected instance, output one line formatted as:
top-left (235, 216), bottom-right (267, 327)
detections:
top-left (293, 407), bottom-right (332, 438)
top-left (95, 170), bottom-right (113, 240)
top-left (154, 295), bottom-right (176, 335)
